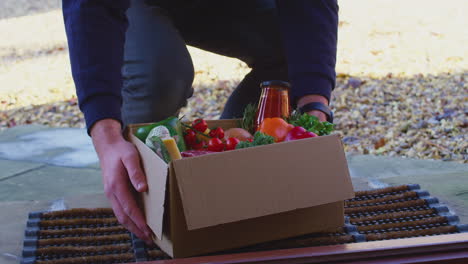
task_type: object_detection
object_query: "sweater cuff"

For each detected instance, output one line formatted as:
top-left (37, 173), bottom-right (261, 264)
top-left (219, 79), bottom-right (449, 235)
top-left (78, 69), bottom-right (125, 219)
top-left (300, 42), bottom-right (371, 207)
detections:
top-left (81, 95), bottom-right (123, 136)
top-left (291, 74), bottom-right (333, 107)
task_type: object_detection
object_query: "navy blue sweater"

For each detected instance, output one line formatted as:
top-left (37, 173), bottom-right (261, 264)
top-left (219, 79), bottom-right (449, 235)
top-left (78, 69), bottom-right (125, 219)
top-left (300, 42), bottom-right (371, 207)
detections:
top-left (62, 0), bottom-right (338, 132)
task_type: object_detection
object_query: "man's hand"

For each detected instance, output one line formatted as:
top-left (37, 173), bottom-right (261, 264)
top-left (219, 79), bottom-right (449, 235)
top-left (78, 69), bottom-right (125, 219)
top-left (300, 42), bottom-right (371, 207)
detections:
top-left (91, 119), bottom-right (153, 244)
top-left (297, 94), bottom-right (329, 122)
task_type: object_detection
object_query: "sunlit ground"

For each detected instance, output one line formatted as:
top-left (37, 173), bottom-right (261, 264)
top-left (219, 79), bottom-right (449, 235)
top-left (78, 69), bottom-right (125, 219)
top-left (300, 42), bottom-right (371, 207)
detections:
top-left (0, 0), bottom-right (466, 162)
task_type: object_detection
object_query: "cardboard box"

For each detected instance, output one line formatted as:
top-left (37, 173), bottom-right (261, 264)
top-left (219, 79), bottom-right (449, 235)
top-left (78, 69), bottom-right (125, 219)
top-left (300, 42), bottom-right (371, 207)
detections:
top-left (126, 119), bottom-right (355, 258)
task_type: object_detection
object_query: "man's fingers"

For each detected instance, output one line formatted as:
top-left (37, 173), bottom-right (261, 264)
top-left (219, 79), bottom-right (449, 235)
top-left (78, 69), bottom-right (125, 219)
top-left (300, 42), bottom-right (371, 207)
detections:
top-left (122, 146), bottom-right (147, 192)
top-left (113, 181), bottom-right (152, 239)
top-left (110, 195), bottom-right (153, 244)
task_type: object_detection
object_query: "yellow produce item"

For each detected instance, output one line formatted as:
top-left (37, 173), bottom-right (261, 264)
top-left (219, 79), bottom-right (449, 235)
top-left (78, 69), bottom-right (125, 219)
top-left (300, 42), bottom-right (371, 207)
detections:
top-left (162, 138), bottom-right (182, 160)
top-left (196, 128), bottom-right (211, 142)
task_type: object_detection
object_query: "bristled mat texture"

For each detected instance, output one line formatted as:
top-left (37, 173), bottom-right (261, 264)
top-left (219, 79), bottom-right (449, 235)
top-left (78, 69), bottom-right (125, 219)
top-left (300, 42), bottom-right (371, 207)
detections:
top-left (22, 184), bottom-right (468, 264)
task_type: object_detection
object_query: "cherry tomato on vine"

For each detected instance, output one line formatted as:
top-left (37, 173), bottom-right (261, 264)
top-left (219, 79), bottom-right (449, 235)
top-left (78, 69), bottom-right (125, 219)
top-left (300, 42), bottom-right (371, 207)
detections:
top-left (192, 119), bottom-right (208, 132)
top-left (207, 138), bottom-right (225, 152)
top-left (191, 140), bottom-right (205, 150)
top-left (225, 137), bottom-right (240, 150)
top-left (209, 127), bottom-right (225, 139)
top-left (184, 129), bottom-right (197, 145)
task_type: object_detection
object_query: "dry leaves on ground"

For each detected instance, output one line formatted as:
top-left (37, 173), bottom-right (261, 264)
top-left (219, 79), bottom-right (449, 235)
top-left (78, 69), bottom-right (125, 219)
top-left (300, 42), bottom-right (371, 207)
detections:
top-left (1, 72), bottom-right (466, 163)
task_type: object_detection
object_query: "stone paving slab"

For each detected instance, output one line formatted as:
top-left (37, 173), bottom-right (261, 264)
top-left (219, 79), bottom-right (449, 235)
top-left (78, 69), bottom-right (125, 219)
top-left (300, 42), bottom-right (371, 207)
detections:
top-left (347, 154), bottom-right (467, 181)
top-left (0, 126), bottom-right (99, 168)
top-left (0, 159), bottom-right (45, 181)
top-left (0, 165), bottom-right (102, 202)
top-left (0, 125), bottom-right (49, 143)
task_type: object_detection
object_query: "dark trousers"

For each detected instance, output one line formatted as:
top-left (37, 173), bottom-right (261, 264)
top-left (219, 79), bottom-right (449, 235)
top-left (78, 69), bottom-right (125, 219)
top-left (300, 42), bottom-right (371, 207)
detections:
top-left (121, 0), bottom-right (288, 125)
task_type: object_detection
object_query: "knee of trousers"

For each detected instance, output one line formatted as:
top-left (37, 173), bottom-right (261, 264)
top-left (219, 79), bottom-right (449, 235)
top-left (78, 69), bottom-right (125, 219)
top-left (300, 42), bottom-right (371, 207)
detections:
top-left (250, 60), bottom-right (289, 81)
top-left (247, 49), bottom-right (288, 79)
top-left (121, 62), bottom-right (194, 126)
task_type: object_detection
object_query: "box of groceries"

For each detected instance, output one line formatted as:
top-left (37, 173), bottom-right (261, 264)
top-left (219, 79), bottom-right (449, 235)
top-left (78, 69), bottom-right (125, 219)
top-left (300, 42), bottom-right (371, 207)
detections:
top-left (124, 81), bottom-right (354, 258)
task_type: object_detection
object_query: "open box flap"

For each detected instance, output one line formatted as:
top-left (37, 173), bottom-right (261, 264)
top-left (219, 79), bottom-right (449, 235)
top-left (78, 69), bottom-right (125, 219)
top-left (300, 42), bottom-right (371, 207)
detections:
top-left (129, 133), bottom-right (168, 240)
top-left (173, 134), bottom-right (354, 230)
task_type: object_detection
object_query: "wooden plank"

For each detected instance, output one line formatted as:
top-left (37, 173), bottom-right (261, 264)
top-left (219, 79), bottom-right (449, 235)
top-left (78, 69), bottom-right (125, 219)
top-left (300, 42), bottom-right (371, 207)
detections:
top-left (134, 233), bottom-right (468, 264)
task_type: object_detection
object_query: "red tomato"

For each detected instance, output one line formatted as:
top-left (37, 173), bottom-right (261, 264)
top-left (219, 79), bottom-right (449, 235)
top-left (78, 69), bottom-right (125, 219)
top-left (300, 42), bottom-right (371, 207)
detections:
top-left (225, 137), bottom-right (240, 150)
top-left (209, 127), bottom-right (225, 139)
top-left (192, 119), bottom-right (208, 132)
top-left (191, 140), bottom-right (205, 150)
top-left (207, 138), bottom-right (225, 152)
top-left (184, 129), bottom-right (197, 145)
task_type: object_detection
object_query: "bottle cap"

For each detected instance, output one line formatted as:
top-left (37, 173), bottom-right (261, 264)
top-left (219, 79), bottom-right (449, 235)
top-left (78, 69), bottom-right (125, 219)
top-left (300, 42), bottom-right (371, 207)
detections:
top-left (260, 80), bottom-right (291, 88)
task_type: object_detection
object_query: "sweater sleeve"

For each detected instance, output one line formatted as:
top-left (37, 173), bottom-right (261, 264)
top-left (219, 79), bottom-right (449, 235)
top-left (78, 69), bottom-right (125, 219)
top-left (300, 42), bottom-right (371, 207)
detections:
top-left (276, 0), bottom-right (338, 105)
top-left (62, 0), bottom-right (130, 134)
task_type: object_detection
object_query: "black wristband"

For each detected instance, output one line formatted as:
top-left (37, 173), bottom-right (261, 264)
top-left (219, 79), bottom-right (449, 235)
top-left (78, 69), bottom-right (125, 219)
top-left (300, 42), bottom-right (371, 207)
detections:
top-left (298, 102), bottom-right (334, 123)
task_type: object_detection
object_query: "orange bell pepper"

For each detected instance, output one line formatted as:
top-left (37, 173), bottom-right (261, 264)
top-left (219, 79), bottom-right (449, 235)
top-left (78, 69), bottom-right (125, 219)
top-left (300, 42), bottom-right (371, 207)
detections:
top-left (258, 117), bottom-right (294, 142)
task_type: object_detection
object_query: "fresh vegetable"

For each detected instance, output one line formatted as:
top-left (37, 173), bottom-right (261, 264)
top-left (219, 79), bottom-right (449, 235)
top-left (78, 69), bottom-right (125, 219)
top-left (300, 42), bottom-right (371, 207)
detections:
top-left (224, 128), bottom-right (253, 141)
top-left (162, 137), bottom-right (182, 160)
top-left (184, 118), bottom-right (211, 143)
top-left (145, 126), bottom-right (171, 154)
top-left (135, 116), bottom-right (186, 151)
top-left (181, 150), bottom-right (216, 157)
top-left (196, 128), bottom-right (211, 143)
top-left (184, 123), bottom-right (212, 150)
top-left (146, 136), bottom-right (171, 163)
top-left (207, 138), bottom-right (225, 152)
top-left (145, 126), bottom-right (171, 144)
top-left (135, 125), bottom-right (156, 142)
top-left (258, 117), bottom-right (294, 142)
top-left (288, 112), bottom-right (334, 136)
top-left (240, 103), bottom-right (257, 134)
top-left (165, 117), bottom-right (187, 151)
top-left (209, 127), bottom-right (225, 139)
top-left (285, 126), bottom-right (318, 141)
top-left (192, 118), bottom-right (208, 133)
top-left (145, 126), bottom-right (182, 163)
top-left (191, 140), bottom-right (205, 150)
top-left (236, 132), bottom-right (275, 149)
top-left (184, 128), bottom-right (206, 150)
top-left (225, 137), bottom-right (240, 150)
top-left (184, 129), bottom-right (197, 146)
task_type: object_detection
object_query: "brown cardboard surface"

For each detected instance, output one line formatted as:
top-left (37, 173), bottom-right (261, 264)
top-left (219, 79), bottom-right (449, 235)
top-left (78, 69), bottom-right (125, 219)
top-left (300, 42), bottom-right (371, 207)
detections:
top-left (201, 119), bottom-right (241, 130)
top-left (169, 170), bottom-right (345, 258)
top-left (130, 133), bottom-right (168, 240)
top-left (172, 134), bottom-right (354, 230)
top-left (150, 166), bottom-right (176, 257)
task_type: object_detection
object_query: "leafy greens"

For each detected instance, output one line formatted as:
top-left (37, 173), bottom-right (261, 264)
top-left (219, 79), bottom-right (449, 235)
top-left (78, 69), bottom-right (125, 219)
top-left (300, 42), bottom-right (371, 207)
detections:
top-left (236, 132), bottom-right (275, 149)
top-left (288, 112), bottom-right (335, 136)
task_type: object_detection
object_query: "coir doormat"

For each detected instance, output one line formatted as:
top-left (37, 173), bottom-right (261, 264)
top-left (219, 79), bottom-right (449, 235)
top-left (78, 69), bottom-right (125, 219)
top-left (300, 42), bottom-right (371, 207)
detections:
top-left (21, 184), bottom-right (468, 264)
